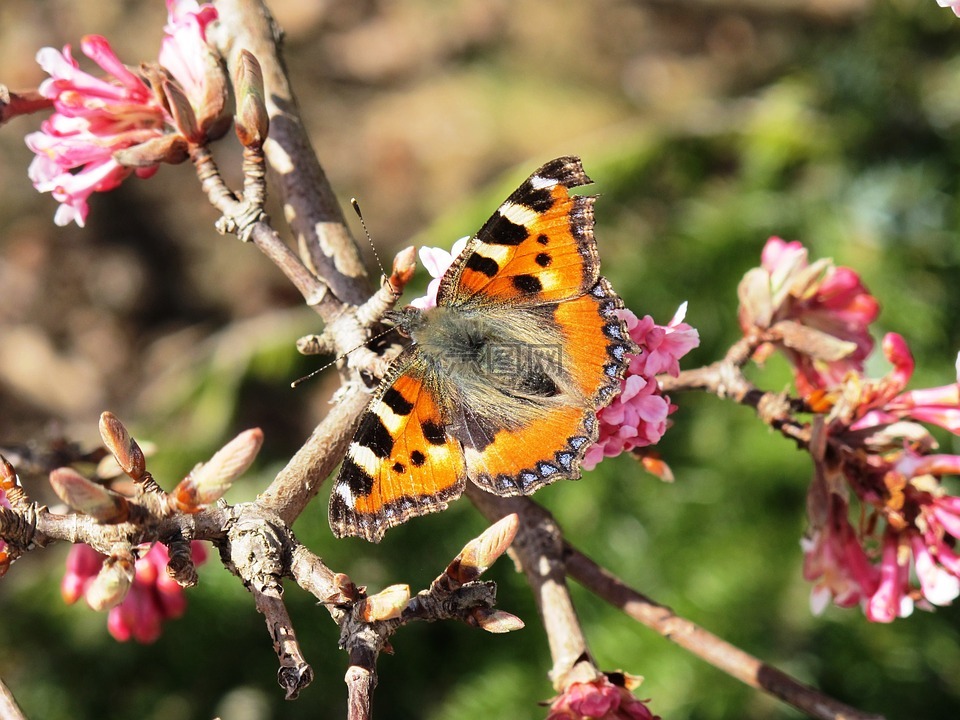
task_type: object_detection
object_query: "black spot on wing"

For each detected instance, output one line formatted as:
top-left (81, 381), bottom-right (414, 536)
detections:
top-left (480, 213), bottom-right (528, 246)
top-left (512, 274), bottom-right (543, 294)
top-left (535, 252), bottom-right (551, 267)
top-left (422, 420), bottom-right (448, 445)
top-left (520, 185), bottom-right (555, 213)
top-left (340, 457), bottom-right (374, 496)
top-left (537, 234), bottom-right (549, 245)
top-left (410, 450), bottom-right (426, 467)
top-left (357, 415), bottom-right (394, 458)
top-left (465, 253), bottom-right (500, 278)
top-left (381, 386), bottom-right (414, 416)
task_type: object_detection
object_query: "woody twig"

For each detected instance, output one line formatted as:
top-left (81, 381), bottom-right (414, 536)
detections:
top-left (289, 516), bottom-right (523, 720)
top-left (465, 487), bottom-right (603, 691)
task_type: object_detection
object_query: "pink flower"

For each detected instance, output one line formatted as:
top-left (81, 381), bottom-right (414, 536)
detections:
top-left (25, 1), bottom-right (222, 227)
top-left (408, 237), bottom-right (470, 310)
top-left (546, 676), bottom-right (659, 720)
top-left (738, 237), bottom-right (879, 397)
top-left (938, 1), bottom-right (960, 18)
top-left (801, 331), bottom-right (960, 620)
top-left (61, 541), bottom-right (207, 643)
top-left (25, 36), bottom-right (166, 227)
top-left (159, 0), bottom-right (226, 139)
top-left (864, 532), bottom-right (914, 623)
top-left (802, 495), bottom-right (879, 614)
top-left (582, 304), bottom-right (699, 471)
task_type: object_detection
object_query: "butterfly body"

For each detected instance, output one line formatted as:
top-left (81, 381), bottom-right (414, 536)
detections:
top-left (331, 157), bottom-right (635, 542)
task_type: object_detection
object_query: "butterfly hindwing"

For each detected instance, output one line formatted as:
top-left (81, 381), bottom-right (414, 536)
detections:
top-left (461, 277), bottom-right (634, 497)
top-left (438, 156), bottom-right (600, 307)
top-left (329, 353), bottom-right (466, 542)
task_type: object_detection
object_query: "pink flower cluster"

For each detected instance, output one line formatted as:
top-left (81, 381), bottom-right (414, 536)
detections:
top-left (802, 333), bottom-right (960, 621)
top-left (62, 541), bottom-right (207, 643)
top-left (583, 304), bottom-right (699, 471)
top-left (25, 0), bottom-right (219, 227)
top-left (738, 237), bottom-right (960, 621)
top-left (546, 676), bottom-right (660, 720)
top-left (738, 237), bottom-right (879, 398)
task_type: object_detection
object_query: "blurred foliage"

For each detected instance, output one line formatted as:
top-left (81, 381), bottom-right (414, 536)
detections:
top-left (2, 0), bottom-right (960, 718)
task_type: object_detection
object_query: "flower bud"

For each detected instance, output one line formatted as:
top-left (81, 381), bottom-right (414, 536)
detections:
top-left (49, 467), bottom-right (129, 523)
top-left (234, 50), bottom-right (269, 149)
top-left (356, 584), bottom-right (410, 622)
top-left (445, 513), bottom-right (518, 586)
top-left (114, 134), bottom-right (189, 167)
top-left (99, 412), bottom-right (146, 480)
top-left (86, 553), bottom-right (136, 611)
top-left (467, 607), bottom-right (525, 634)
top-left (171, 428), bottom-right (263, 512)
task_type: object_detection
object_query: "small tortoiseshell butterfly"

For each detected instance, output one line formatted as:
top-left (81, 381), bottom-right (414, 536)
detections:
top-left (330, 156), bottom-right (634, 542)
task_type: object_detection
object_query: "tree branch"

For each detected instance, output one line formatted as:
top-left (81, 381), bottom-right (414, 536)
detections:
top-left (212, 0), bottom-right (370, 308)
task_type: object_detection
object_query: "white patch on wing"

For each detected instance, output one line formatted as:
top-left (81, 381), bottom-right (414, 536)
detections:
top-left (373, 401), bottom-right (405, 435)
top-left (528, 174), bottom-right (557, 190)
top-left (334, 481), bottom-right (356, 508)
top-left (474, 242), bottom-right (511, 264)
top-left (499, 200), bottom-right (539, 227)
top-left (347, 442), bottom-right (381, 478)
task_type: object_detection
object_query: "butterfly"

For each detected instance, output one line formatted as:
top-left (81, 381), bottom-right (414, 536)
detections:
top-left (330, 156), bottom-right (634, 542)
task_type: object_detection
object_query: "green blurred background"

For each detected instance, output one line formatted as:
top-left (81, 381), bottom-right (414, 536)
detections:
top-left (2, 0), bottom-right (960, 718)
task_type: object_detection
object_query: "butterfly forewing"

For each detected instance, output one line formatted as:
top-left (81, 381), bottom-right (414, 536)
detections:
top-left (438, 156), bottom-right (600, 307)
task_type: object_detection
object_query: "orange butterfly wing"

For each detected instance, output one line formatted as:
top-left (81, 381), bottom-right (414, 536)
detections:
top-left (329, 359), bottom-right (466, 542)
top-left (329, 156), bottom-right (634, 541)
top-left (438, 156), bottom-right (599, 307)
top-left (459, 277), bottom-right (631, 496)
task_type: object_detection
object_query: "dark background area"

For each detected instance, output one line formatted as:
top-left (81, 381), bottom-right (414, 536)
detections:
top-left (1, 0), bottom-right (960, 718)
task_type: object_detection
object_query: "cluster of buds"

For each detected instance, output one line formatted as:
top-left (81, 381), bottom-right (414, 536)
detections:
top-left (48, 411), bottom-right (263, 640)
top-left (62, 541), bottom-right (207, 643)
top-left (739, 236), bottom-right (960, 621)
top-left (22, 0), bottom-right (265, 228)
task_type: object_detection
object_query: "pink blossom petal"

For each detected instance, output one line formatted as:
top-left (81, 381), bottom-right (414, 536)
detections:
top-left (912, 535), bottom-right (960, 606)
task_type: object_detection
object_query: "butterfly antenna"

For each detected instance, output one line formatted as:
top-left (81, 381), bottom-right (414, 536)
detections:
top-left (351, 198), bottom-right (393, 288)
top-left (291, 324), bottom-right (398, 388)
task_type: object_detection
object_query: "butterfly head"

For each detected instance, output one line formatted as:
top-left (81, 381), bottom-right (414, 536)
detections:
top-left (382, 306), bottom-right (428, 339)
